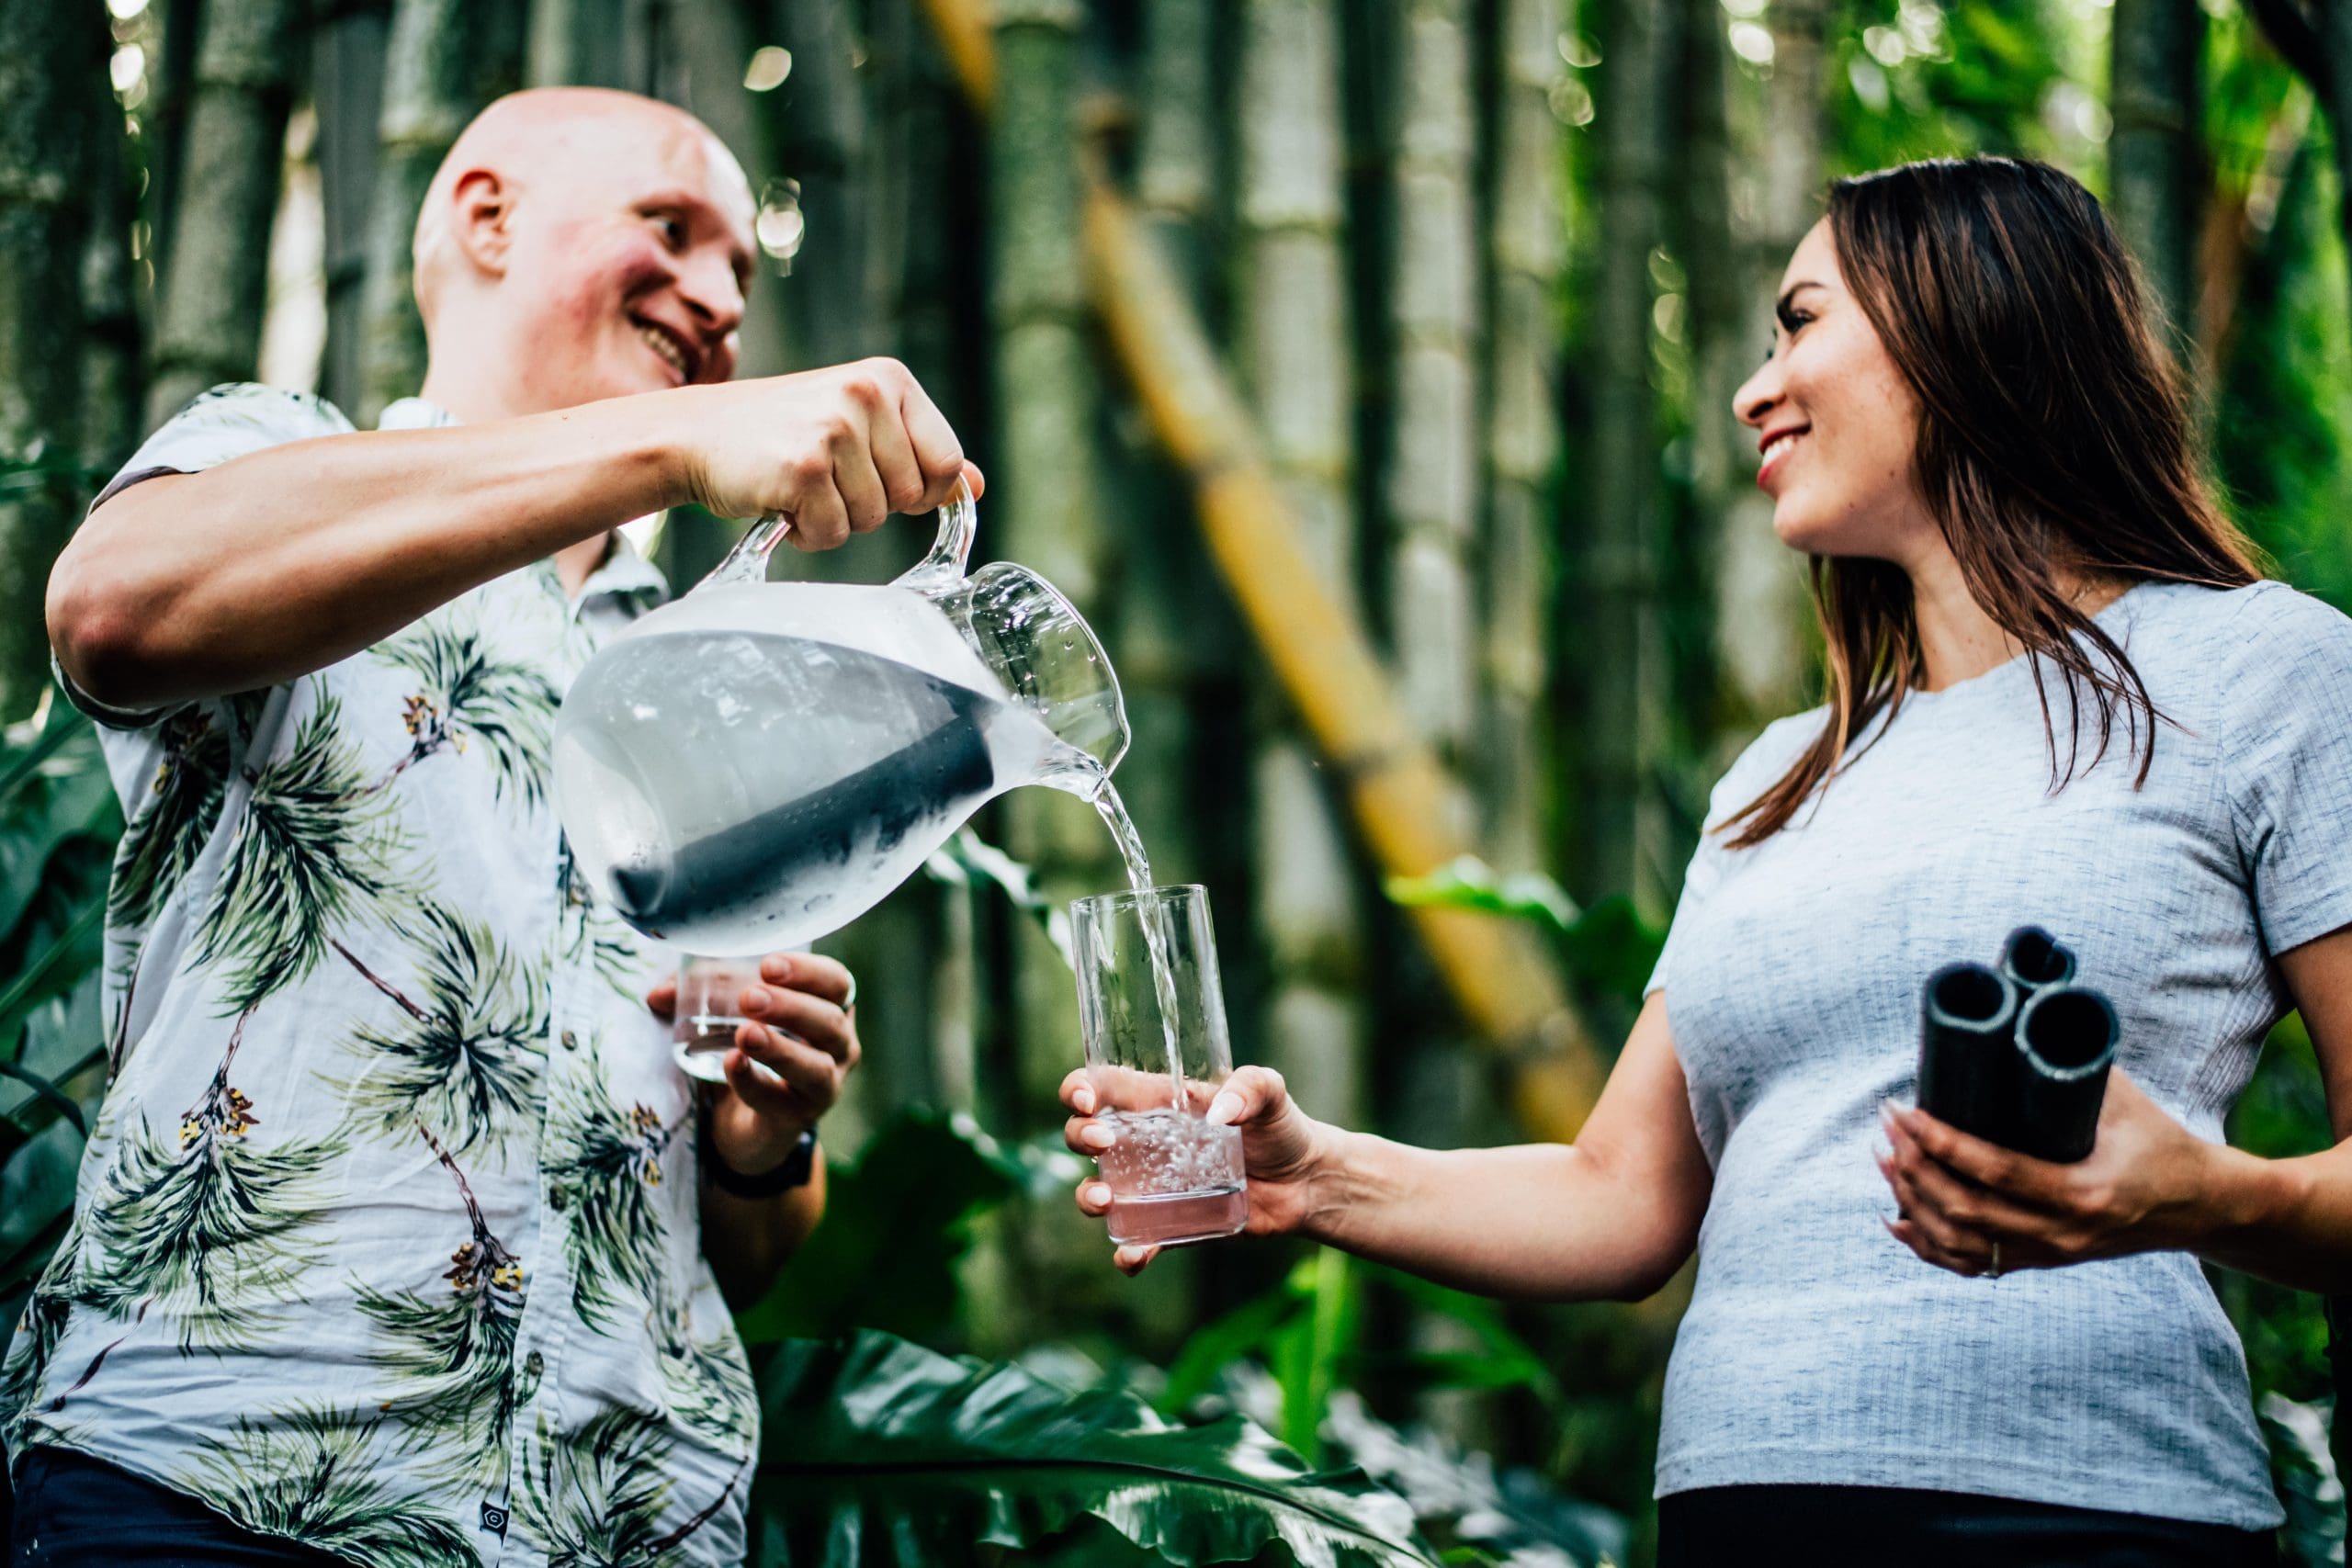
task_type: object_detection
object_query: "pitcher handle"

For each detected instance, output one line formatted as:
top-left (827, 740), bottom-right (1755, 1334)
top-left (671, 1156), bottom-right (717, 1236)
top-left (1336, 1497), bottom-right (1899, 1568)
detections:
top-left (893, 475), bottom-right (978, 592)
top-left (703, 474), bottom-right (978, 589)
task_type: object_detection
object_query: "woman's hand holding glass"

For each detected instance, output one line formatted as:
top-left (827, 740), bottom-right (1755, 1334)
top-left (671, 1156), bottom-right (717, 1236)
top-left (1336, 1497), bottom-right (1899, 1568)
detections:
top-left (1060, 1064), bottom-right (1337, 1274)
top-left (1876, 1067), bottom-right (2233, 1277)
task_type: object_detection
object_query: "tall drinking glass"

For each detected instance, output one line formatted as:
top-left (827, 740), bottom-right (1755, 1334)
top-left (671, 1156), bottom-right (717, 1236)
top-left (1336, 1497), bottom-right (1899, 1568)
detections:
top-left (1070, 884), bottom-right (1249, 1247)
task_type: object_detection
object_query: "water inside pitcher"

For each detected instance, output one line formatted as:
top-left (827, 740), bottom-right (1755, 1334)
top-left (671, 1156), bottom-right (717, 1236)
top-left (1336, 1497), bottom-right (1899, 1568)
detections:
top-left (550, 479), bottom-right (1126, 955)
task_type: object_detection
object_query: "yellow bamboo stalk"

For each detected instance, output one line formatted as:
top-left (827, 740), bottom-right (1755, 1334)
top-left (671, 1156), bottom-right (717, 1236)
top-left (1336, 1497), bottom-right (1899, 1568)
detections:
top-left (922, 0), bottom-right (1605, 1133)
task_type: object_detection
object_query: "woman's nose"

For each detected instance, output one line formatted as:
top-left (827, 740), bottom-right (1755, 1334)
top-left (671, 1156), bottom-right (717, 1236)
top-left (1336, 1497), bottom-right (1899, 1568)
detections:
top-left (1734, 357), bottom-right (1781, 428)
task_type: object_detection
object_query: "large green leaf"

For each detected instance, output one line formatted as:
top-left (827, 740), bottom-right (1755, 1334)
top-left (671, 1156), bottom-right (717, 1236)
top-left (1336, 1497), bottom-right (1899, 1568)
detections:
top-left (752, 1329), bottom-right (1438, 1568)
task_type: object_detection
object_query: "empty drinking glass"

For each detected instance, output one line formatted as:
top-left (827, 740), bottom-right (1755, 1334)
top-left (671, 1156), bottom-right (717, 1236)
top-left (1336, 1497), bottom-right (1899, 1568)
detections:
top-left (1070, 884), bottom-right (1249, 1248)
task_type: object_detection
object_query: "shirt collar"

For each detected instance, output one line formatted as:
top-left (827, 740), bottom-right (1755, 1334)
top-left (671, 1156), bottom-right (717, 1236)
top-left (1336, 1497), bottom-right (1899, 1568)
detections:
top-left (375, 395), bottom-right (671, 617)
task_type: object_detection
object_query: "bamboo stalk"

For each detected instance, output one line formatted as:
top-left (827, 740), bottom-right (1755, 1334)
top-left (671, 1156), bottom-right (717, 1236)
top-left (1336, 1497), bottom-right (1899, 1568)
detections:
top-left (0, 0), bottom-right (104, 719)
top-left (1482, 0), bottom-right (1565, 877)
top-left (2109, 0), bottom-right (2204, 359)
top-left (144, 0), bottom-right (306, 425)
top-left (314, 0), bottom-right (390, 415)
top-left (1389, 0), bottom-right (1479, 761)
top-left (356, 0), bottom-right (526, 423)
top-left (922, 0), bottom-right (1602, 1134)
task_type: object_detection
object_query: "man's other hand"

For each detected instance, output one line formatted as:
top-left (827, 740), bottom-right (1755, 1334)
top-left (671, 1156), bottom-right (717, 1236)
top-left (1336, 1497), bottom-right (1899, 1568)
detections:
top-left (647, 951), bottom-right (859, 1176)
top-left (666, 358), bottom-right (985, 548)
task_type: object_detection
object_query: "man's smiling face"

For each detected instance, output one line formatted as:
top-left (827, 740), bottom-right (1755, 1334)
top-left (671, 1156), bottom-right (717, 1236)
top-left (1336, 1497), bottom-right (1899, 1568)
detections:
top-left (473, 104), bottom-right (757, 411)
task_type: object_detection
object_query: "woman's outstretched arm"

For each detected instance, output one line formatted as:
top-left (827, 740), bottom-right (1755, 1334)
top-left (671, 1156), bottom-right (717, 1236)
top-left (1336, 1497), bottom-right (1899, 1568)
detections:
top-left (1060, 993), bottom-right (1715, 1302)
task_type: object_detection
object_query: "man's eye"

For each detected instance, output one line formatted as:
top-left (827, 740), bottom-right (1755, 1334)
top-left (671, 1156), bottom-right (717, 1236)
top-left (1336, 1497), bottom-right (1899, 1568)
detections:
top-left (651, 216), bottom-right (686, 249)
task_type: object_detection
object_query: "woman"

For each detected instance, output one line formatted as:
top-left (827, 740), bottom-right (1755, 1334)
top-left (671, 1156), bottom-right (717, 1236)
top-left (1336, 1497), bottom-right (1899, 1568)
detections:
top-left (1062, 157), bottom-right (2352, 1564)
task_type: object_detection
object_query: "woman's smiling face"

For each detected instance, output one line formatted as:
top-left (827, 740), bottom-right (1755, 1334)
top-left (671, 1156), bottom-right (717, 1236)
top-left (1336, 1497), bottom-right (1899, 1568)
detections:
top-left (1735, 220), bottom-right (1937, 564)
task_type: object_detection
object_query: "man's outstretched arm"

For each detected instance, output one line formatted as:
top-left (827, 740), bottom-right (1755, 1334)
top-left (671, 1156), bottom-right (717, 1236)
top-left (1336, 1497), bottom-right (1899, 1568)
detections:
top-left (48, 360), bottom-right (978, 714)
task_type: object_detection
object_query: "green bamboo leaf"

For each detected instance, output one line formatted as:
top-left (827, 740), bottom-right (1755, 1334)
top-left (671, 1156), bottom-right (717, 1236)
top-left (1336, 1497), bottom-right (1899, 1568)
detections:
top-left (0, 970), bottom-right (103, 1134)
top-left (1158, 1282), bottom-right (1303, 1416)
top-left (752, 1329), bottom-right (1440, 1568)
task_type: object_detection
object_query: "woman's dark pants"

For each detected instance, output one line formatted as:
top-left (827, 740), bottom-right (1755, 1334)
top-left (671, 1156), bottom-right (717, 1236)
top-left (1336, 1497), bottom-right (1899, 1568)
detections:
top-left (1658, 1483), bottom-right (2278, 1568)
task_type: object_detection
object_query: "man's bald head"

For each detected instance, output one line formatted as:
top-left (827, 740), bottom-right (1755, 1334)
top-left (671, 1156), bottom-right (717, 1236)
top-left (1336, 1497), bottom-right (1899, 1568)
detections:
top-left (410, 87), bottom-right (758, 420)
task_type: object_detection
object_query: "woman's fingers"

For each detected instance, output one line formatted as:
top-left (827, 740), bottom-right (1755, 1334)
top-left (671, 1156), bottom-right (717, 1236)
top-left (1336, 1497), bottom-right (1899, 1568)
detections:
top-left (1879, 1120), bottom-right (2049, 1242)
top-left (1077, 1180), bottom-right (1112, 1218)
top-left (1889, 1103), bottom-right (2066, 1211)
top-left (645, 980), bottom-right (677, 1022)
top-left (1206, 1065), bottom-right (1288, 1127)
top-left (1114, 1244), bottom-right (1159, 1276)
top-left (1059, 1067), bottom-right (1097, 1116)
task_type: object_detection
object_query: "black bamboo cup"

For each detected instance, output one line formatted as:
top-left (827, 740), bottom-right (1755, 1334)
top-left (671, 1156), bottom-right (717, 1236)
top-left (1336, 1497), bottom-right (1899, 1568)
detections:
top-left (1999, 924), bottom-right (2077, 993)
top-left (2010, 985), bottom-right (2120, 1164)
top-left (1917, 961), bottom-right (2022, 1148)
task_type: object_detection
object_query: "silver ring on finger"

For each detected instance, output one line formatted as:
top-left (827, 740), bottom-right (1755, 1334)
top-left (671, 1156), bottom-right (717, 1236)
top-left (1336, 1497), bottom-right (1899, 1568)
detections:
top-left (842, 969), bottom-right (858, 1012)
top-left (1984, 1239), bottom-right (2002, 1281)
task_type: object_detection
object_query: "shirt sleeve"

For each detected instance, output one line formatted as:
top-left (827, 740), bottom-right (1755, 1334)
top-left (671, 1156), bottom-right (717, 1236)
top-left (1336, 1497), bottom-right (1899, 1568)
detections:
top-left (57, 383), bottom-right (355, 730)
top-left (1646, 711), bottom-right (1823, 997)
top-left (2220, 582), bottom-right (2352, 956)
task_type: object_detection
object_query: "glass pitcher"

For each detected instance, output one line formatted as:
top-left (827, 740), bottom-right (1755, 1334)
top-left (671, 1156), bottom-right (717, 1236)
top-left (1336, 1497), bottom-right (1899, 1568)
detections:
top-left (551, 479), bottom-right (1125, 954)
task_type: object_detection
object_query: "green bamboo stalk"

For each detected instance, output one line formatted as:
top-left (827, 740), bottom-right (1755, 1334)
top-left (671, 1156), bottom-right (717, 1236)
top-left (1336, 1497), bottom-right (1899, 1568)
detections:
top-left (1577, 0), bottom-right (1675, 908)
top-left (313, 0), bottom-right (390, 416)
top-left (1705, 0), bottom-right (1819, 731)
top-left (143, 0), bottom-right (306, 426)
top-left (988, 0), bottom-right (1110, 1124)
top-left (1240, 0), bottom-right (1367, 1129)
top-left (2109, 0), bottom-right (2203, 360)
top-left (1482, 0), bottom-right (1565, 879)
top-left (0, 0), bottom-right (105, 719)
top-left (355, 0), bottom-right (525, 424)
top-left (83, 20), bottom-right (144, 478)
top-left (1389, 0), bottom-right (1479, 764)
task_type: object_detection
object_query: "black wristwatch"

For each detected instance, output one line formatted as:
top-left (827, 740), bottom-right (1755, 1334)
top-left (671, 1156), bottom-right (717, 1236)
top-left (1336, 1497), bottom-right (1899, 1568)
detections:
top-left (699, 1099), bottom-right (818, 1198)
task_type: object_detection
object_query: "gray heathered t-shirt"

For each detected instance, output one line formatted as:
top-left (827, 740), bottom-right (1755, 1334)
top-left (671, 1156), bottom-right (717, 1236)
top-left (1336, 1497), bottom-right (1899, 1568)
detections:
top-left (1647, 579), bottom-right (2352, 1529)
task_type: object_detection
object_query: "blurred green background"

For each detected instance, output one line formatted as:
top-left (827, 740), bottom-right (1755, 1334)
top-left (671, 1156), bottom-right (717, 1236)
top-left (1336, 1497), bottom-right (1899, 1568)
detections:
top-left (5, 0), bottom-right (2352, 1563)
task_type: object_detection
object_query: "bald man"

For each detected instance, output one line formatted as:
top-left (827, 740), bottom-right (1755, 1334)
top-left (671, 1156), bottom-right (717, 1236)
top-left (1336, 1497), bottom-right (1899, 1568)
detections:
top-left (15, 90), bottom-right (973, 1567)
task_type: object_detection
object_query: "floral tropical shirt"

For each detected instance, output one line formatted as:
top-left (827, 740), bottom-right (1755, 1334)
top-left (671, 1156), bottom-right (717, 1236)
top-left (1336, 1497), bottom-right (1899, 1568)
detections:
top-left (2, 385), bottom-right (757, 1567)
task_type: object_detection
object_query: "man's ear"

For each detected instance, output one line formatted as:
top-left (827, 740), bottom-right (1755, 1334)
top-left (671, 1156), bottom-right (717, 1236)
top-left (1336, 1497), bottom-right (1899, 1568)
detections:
top-left (448, 169), bottom-right (515, 277)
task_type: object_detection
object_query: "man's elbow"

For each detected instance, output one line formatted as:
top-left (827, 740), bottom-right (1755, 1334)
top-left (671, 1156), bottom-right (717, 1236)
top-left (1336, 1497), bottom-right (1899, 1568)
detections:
top-left (47, 547), bottom-right (174, 712)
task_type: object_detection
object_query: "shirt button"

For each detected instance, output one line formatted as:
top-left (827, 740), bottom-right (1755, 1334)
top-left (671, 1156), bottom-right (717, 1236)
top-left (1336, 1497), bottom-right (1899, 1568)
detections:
top-left (525, 1350), bottom-right (544, 1377)
top-left (560, 1029), bottom-right (578, 1052)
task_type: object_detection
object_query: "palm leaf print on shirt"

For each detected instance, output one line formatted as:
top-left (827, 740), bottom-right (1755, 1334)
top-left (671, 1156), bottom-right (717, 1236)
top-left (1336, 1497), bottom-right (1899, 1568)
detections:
top-left (177, 1403), bottom-right (483, 1568)
top-left (107, 705), bottom-right (231, 930)
top-left (651, 1288), bottom-right (757, 1450)
top-left (372, 611), bottom-right (559, 809)
top-left (355, 1120), bottom-right (526, 1483)
top-left (334, 904), bottom-right (547, 1157)
top-left (195, 694), bottom-right (405, 1014)
top-left (548, 1074), bottom-right (680, 1332)
top-left (75, 1010), bottom-right (348, 1351)
top-left (516, 1407), bottom-right (741, 1568)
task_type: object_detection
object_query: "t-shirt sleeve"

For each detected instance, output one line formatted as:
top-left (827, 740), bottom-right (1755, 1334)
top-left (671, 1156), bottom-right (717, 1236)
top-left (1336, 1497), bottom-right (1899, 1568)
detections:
top-left (56, 383), bottom-right (355, 730)
top-left (1646, 711), bottom-right (1822, 998)
top-left (2220, 582), bottom-right (2352, 956)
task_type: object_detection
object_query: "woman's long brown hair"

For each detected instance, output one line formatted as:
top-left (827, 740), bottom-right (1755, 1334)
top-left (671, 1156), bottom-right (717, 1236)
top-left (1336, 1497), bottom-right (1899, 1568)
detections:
top-left (1724, 156), bottom-right (2261, 849)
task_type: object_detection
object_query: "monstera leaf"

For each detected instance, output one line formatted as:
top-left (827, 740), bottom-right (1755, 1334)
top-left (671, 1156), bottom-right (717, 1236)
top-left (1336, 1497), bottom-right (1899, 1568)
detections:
top-left (752, 1329), bottom-right (1441, 1568)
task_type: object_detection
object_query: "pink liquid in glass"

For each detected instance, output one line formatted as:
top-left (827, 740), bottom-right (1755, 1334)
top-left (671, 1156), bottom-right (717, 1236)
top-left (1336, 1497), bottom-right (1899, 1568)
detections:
top-left (1093, 1107), bottom-right (1248, 1247)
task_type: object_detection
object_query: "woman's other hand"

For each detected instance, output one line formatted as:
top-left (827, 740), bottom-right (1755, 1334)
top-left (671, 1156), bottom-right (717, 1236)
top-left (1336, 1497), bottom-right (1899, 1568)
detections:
top-left (1059, 1064), bottom-right (1338, 1276)
top-left (1876, 1069), bottom-right (2221, 1276)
